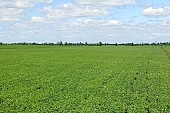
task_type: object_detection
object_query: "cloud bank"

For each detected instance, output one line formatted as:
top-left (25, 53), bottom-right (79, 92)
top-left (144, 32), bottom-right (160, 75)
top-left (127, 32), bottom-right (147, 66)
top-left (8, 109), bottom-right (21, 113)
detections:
top-left (142, 6), bottom-right (170, 16)
top-left (0, 0), bottom-right (170, 43)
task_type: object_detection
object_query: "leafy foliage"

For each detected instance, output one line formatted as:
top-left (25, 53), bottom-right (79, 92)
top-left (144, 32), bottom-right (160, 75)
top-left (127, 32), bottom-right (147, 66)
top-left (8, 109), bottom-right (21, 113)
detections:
top-left (0, 46), bottom-right (170, 112)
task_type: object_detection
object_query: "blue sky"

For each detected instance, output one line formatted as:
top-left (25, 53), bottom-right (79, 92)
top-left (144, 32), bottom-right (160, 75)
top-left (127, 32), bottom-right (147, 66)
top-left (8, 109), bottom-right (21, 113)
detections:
top-left (0, 0), bottom-right (170, 43)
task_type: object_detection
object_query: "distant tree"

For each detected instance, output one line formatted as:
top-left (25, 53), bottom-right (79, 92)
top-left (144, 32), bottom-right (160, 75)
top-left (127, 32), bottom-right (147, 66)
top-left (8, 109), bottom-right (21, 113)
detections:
top-left (115, 43), bottom-right (118, 46)
top-left (85, 42), bottom-right (88, 46)
top-left (43, 42), bottom-right (48, 45)
top-left (64, 42), bottom-right (68, 46)
top-left (131, 42), bottom-right (134, 46)
top-left (75, 43), bottom-right (78, 46)
top-left (57, 41), bottom-right (63, 46)
top-left (79, 42), bottom-right (83, 46)
top-left (98, 42), bottom-right (102, 46)
top-left (21, 42), bottom-right (28, 45)
top-left (157, 42), bottom-right (160, 46)
top-left (68, 42), bottom-right (71, 46)
top-left (32, 42), bottom-right (36, 45)
top-left (166, 42), bottom-right (169, 46)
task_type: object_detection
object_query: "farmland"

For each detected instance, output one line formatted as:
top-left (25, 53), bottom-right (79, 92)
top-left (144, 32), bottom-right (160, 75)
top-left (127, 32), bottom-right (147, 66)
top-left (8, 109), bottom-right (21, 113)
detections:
top-left (0, 45), bottom-right (170, 112)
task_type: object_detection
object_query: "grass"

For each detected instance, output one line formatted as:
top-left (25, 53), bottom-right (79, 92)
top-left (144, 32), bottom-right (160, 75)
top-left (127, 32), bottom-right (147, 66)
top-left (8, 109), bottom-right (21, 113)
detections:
top-left (0, 45), bottom-right (170, 112)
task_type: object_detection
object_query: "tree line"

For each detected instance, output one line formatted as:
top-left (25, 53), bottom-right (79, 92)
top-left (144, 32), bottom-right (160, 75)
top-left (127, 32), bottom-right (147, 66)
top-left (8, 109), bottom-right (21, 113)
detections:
top-left (0, 41), bottom-right (170, 46)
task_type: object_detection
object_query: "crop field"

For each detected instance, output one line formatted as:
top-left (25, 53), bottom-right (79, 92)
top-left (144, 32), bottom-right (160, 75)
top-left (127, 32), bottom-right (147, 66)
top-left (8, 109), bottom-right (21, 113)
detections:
top-left (0, 45), bottom-right (170, 112)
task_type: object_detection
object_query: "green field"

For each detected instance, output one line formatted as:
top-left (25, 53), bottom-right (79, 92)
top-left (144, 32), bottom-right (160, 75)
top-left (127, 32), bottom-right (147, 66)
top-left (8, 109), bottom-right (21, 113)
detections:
top-left (0, 45), bottom-right (170, 112)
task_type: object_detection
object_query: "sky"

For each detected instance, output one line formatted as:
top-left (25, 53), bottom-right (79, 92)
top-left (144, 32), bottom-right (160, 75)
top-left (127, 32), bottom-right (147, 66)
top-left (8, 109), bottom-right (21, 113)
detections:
top-left (0, 0), bottom-right (170, 43)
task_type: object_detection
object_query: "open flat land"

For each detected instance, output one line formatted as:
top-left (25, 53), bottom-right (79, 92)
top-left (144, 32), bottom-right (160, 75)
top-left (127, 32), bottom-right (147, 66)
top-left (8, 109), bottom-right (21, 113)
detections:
top-left (0, 45), bottom-right (170, 112)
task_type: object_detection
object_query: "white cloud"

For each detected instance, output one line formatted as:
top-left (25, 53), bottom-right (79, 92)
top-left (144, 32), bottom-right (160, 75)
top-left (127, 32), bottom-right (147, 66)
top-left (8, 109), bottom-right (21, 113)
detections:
top-left (70, 19), bottom-right (121, 27)
top-left (1, 1), bottom-right (33, 9)
top-left (123, 20), bottom-right (135, 23)
top-left (0, 0), bottom-right (136, 22)
top-left (165, 19), bottom-right (170, 25)
top-left (161, 19), bottom-right (170, 26)
top-left (142, 3), bottom-right (153, 9)
top-left (31, 16), bottom-right (45, 22)
top-left (142, 6), bottom-right (170, 16)
top-left (1, 0), bottom-right (170, 43)
top-left (63, 4), bottom-right (68, 8)
top-left (1, 18), bottom-right (170, 43)
top-left (0, 0), bottom-right (52, 22)
top-left (43, 3), bottom-right (108, 19)
top-left (107, 20), bottom-right (121, 25)
top-left (41, 0), bottom-right (136, 20)
top-left (71, 19), bottom-right (105, 26)
top-left (75, 0), bottom-right (136, 6)
top-left (0, 8), bottom-right (23, 21)
top-left (0, 0), bottom-right (53, 9)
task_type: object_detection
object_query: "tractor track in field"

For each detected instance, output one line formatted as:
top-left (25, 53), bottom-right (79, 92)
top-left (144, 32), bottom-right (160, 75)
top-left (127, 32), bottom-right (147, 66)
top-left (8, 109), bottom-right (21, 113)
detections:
top-left (125, 63), bottom-right (152, 113)
top-left (145, 70), bottom-right (151, 113)
top-left (161, 46), bottom-right (170, 60)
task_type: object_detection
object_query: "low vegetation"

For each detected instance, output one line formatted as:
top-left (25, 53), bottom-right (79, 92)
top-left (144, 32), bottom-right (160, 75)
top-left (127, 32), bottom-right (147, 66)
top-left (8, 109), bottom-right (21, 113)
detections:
top-left (0, 45), bottom-right (169, 112)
